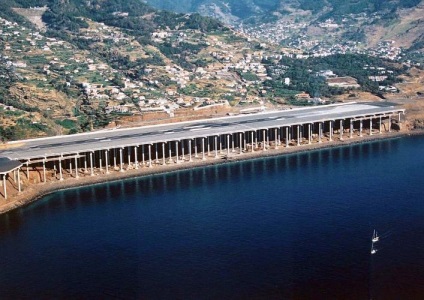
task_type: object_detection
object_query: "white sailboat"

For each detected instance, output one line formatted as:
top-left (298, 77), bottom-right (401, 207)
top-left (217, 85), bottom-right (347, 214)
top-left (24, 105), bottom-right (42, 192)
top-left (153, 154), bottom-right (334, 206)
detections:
top-left (371, 229), bottom-right (379, 254)
top-left (371, 242), bottom-right (377, 255)
top-left (372, 230), bottom-right (379, 243)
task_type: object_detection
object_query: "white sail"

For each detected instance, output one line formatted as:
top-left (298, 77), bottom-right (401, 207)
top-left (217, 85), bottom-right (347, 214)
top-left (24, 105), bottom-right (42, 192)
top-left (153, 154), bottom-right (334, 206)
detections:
top-left (372, 230), bottom-right (379, 243)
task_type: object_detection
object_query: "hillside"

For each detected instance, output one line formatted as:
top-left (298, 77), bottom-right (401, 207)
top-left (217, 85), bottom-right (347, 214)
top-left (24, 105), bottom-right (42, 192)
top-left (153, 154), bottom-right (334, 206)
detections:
top-left (0, 0), bottom-right (421, 141)
top-left (146, 0), bottom-right (424, 53)
top-left (146, 0), bottom-right (422, 20)
top-left (145, 0), bottom-right (278, 22)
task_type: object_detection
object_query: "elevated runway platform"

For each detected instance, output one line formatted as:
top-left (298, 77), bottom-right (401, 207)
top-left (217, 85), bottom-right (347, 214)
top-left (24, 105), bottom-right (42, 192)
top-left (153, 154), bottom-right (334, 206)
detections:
top-left (0, 102), bottom-right (405, 200)
top-left (0, 102), bottom-right (404, 161)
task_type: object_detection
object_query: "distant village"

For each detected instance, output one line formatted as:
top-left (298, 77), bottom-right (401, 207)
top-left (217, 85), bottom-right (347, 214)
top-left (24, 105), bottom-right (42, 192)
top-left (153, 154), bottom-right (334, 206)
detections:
top-left (239, 13), bottom-right (406, 62)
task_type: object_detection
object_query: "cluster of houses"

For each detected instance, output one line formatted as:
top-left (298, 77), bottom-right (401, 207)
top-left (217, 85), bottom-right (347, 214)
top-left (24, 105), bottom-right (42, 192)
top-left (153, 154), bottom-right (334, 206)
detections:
top-left (239, 13), bottom-right (406, 62)
top-left (239, 20), bottom-right (307, 44)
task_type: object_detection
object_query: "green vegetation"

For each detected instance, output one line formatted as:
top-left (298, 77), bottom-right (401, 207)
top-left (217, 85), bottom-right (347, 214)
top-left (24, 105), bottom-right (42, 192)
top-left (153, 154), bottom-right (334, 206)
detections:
top-left (265, 54), bottom-right (403, 98)
top-left (157, 41), bottom-right (208, 70)
top-left (0, 117), bottom-right (48, 141)
top-left (178, 84), bottom-right (213, 97)
top-left (1, 109), bottom-right (24, 117)
top-left (55, 119), bottom-right (77, 130)
top-left (240, 72), bottom-right (259, 82)
top-left (286, 97), bottom-right (315, 106)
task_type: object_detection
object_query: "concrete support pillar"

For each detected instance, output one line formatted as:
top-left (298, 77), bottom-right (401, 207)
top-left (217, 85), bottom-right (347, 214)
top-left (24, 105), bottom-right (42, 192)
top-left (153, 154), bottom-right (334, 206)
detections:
top-left (99, 155), bottom-right (102, 172)
top-left (90, 152), bottom-right (95, 176)
top-left (319, 122), bottom-right (322, 143)
top-left (308, 124), bottom-right (312, 144)
top-left (275, 128), bottom-right (279, 149)
top-left (398, 112), bottom-right (401, 123)
top-left (70, 162), bottom-right (73, 178)
top-left (329, 121), bottom-right (333, 141)
top-left (388, 116), bottom-right (392, 132)
top-left (251, 132), bottom-right (255, 152)
top-left (2, 174), bottom-right (6, 199)
top-left (267, 129), bottom-right (270, 148)
top-left (369, 117), bottom-right (373, 136)
top-left (189, 140), bottom-right (193, 162)
top-left (239, 133), bottom-right (243, 154)
top-left (263, 129), bottom-right (267, 151)
top-left (75, 156), bottom-right (79, 178)
top-left (360, 119), bottom-right (363, 137)
top-left (119, 148), bottom-right (124, 172)
top-left (162, 143), bottom-right (166, 165)
top-left (255, 132), bottom-right (258, 150)
top-left (300, 126), bottom-right (303, 144)
top-left (17, 168), bottom-right (21, 193)
top-left (289, 126), bottom-right (292, 144)
top-left (148, 144), bottom-right (152, 167)
top-left (286, 127), bottom-right (289, 147)
top-left (128, 148), bottom-right (131, 168)
top-left (59, 159), bottom-right (63, 181)
top-left (219, 136), bottom-right (222, 154)
top-left (83, 156), bottom-right (87, 173)
top-left (26, 161), bottom-right (29, 180)
top-left (113, 149), bottom-right (117, 169)
top-left (168, 143), bottom-right (172, 163)
top-left (350, 119), bottom-right (353, 139)
top-left (194, 138), bottom-right (198, 158)
top-left (43, 159), bottom-right (46, 183)
top-left (215, 136), bottom-right (219, 158)
top-left (181, 140), bottom-right (185, 161)
top-left (243, 133), bottom-right (246, 151)
top-left (175, 141), bottom-right (180, 164)
top-left (155, 144), bottom-right (159, 164)
top-left (340, 120), bottom-right (344, 140)
top-left (134, 146), bottom-right (139, 169)
top-left (227, 135), bottom-right (231, 155)
top-left (297, 125), bottom-right (300, 146)
top-left (202, 138), bottom-right (206, 160)
top-left (142, 146), bottom-right (145, 166)
top-left (379, 116), bottom-right (382, 134)
top-left (105, 150), bottom-right (110, 174)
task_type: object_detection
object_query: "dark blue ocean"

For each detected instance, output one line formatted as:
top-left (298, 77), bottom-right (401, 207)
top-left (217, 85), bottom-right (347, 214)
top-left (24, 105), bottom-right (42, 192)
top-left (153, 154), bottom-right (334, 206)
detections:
top-left (1, 136), bottom-right (424, 299)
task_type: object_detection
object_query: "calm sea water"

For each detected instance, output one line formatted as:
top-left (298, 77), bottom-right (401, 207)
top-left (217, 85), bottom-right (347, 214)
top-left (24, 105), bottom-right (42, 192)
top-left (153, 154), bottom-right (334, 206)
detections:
top-left (1, 136), bottom-right (424, 299)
